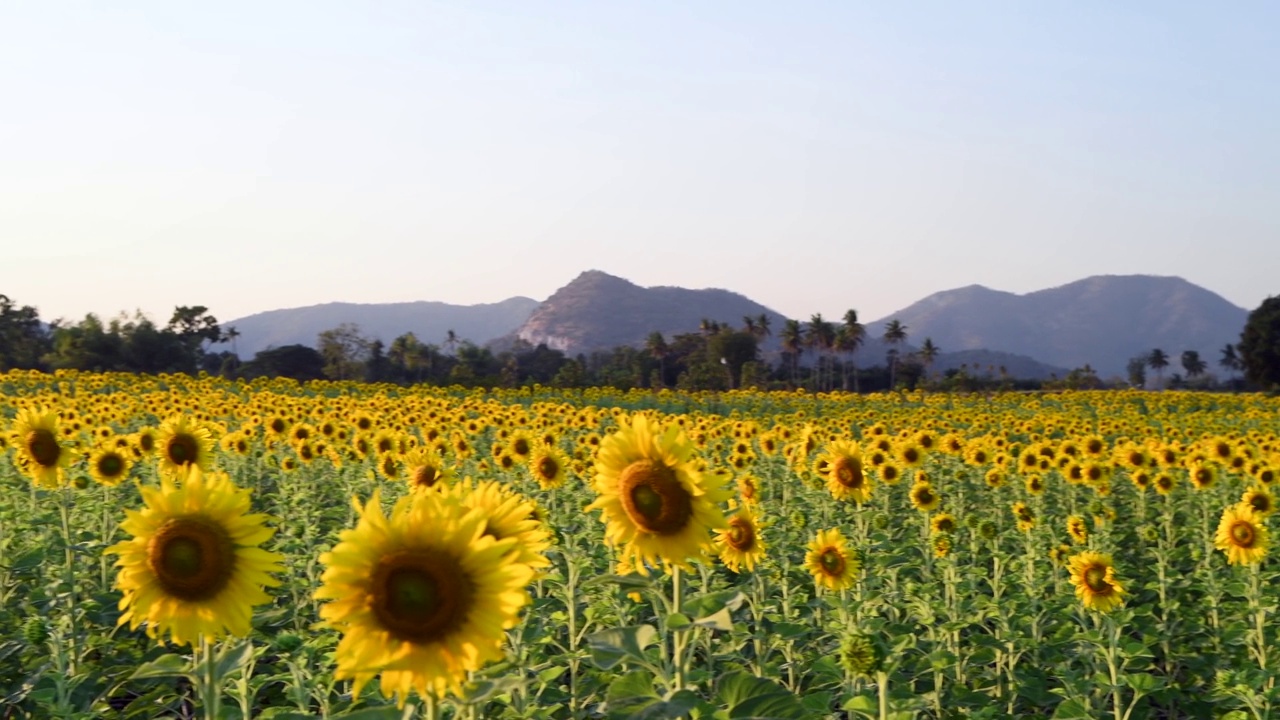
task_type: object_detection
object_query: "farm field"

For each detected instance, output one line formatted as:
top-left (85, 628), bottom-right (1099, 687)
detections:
top-left (1, 370), bottom-right (1279, 719)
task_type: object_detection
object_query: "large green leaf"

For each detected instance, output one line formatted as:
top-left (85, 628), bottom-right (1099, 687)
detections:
top-left (713, 671), bottom-right (808, 719)
top-left (587, 624), bottom-right (659, 670)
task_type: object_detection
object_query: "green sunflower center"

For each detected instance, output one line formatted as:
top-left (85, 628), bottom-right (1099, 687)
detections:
top-left (97, 454), bottom-right (125, 477)
top-left (818, 548), bottom-right (846, 576)
top-left (1231, 521), bottom-right (1257, 548)
top-left (372, 551), bottom-right (474, 643)
top-left (166, 433), bottom-right (198, 466)
top-left (1083, 566), bottom-right (1111, 593)
top-left (619, 460), bottom-right (693, 535)
top-left (26, 429), bottom-right (61, 467)
top-left (832, 457), bottom-right (863, 489)
top-left (149, 516), bottom-right (235, 602)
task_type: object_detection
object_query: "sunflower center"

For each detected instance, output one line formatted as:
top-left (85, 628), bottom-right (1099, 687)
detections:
top-left (166, 433), bottom-right (198, 466)
top-left (832, 457), bottom-right (863, 489)
top-left (26, 429), bottom-right (61, 467)
top-left (513, 438), bottom-right (530, 456)
top-left (536, 457), bottom-right (559, 480)
top-left (1083, 566), bottom-right (1111, 593)
top-left (97, 454), bottom-right (125, 477)
top-left (916, 488), bottom-right (934, 505)
top-left (726, 518), bottom-right (755, 551)
top-left (1231, 521), bottom-right (1257, 547)
top-left (618, 460), bottom-right (693, 535)
top-left (139, 434), bottom-right (156, 452)
top-left (818, 548), bottom-right (845, 576)
top-left (148, 516), bottom-right (235, 602)
top-left (411, 465), bottom-right (439, 488)
top-left (371, 551), bottom-right (474, 644)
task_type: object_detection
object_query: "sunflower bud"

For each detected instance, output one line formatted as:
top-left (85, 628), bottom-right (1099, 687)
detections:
top-left (838, 631), bottom-right (884, 678)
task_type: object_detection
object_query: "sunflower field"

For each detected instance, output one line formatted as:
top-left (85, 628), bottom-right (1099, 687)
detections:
top-left (2, 369), bottom-right (1279, 719)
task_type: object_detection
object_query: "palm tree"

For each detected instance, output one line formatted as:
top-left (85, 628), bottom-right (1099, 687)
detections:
top-left (225, 326), bottom-right (240, 357)
top-left (780, 319), bottom-right (804, 387)
top-left (1181, 350), bottom-right (1207, 380)
top-left (883, 319), bottom-right (908, 389)
top-left (756, 313), bottom-right (772, 340)
top-left (839, 309), bottom-right (866, 392)
top-left (1220, 343), bottom-right (1242, 387)
top-left (699, 318), bottom-right (721, 337)
top-left (806, 313), bottom-right (837, 391)
top-left (444, 329), bottom-right (459, 356)
top-left (1147, 348), bottom-right (1169, 388)
top-left (742, 316), bottom-right (758, 338)
top-left (919, 337), bottom-right (940, 383)
top-left (646, 331), bottom-right (669, 388)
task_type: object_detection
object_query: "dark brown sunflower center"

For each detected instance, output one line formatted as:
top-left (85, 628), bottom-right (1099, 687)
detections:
top-left (832, 457), bottom-right (863, 489)
top-left (904, 448), bottom-right (920, 464)
top-left (1083, 566), bottom-right (1111, 593)
top-left (618, 460), bottom-right (692, 535)
top-left (26, 429), bottom-right (61, 467)
top-left (97, 454), bottom-right (125, 477)
top-left (148, 516), bottom-right (235, 602)
top-left (139, 434), bottom-right (156, 452)
top-left (1250, 496), bottom-right (1271, 513)
top-left (166, 433), bottom-right (198, 466)
top-left (371, 550), bottom-right (474, 643)
top-left (1231, 521), bottom-right (1257, 547)
top-left (818, 548), bottom-right (845, 576)
top-left (411, 465), bottom-right (439, 488)
top-left (536, 457), bottom-right (560, 480)
top-left (726, 518), bottom-right (755, 551)
top-left (915, 488), bottom-right (934, 505)
top-left (513, 438), bottom-right (530, 456)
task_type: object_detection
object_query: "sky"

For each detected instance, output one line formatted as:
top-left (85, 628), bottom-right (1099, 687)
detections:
top-left (2, 2), bottom-right (1277, 327)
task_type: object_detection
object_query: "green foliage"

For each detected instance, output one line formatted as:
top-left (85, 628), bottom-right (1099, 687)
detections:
top-left (1240, 295), bottom-right (1280, 389)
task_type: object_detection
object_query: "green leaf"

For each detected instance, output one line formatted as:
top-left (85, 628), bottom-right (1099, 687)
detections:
top-left (681, 590), bottom-right (746, 620)
top-left (714, 670), bottom-right (808, 719)
top-left (1051, 699), bottom-right (1092, 720)
top-left (585, 574), bottom-right (657, 590)
top-left (214, 640), bottom-right (255, 678)
top-left (1125, 672), bottom-right (1161, 693)
top-left (692, 608), bottom-right (734, 632)
top-left (330, 707), bottom-right (415, 720)
top-left (665, 613), bottom-right (692, 630)
top-left (129, 653), bottom-right (192, 681)
top-left (587, 624), bottom-right (658, 670)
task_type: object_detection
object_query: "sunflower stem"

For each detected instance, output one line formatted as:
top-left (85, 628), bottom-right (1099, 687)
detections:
top-left (876, 669), bottom-right (889, 720)
top-left (671, 566), bottom-right (686, 691)
top-left (423, 691), bottom-right (440, 720)
top-left (198, 635), bottom-right (223, 720)
top-left (57, 485), bottom-right (79, 676)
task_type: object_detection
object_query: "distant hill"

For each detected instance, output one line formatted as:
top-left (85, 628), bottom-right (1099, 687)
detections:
top-left (864, 275), bottom-right (1248, 378)
top-left (931, 349), bottom-right (1068, 381)
top-left (512, 270), bottom-right (793, 355)
top-left (226, 297), bottom-right (540, 358)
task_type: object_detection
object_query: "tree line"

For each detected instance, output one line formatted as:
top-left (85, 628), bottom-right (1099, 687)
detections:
top-left (4, 292), bottom-right (1280, 392)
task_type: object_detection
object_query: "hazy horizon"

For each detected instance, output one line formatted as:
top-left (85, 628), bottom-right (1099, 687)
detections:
top-left (3, 2), bottom-right (1276, 326)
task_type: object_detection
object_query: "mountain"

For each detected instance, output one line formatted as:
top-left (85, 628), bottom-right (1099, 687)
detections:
top-left (512, 270), bottom-right (792, 355)
top-left (864, 275), bottom-right (1248, 379)
top-left (226, 297), bottom-right (540, 358)
top-left (931, 349), bottom-right (1068, 381)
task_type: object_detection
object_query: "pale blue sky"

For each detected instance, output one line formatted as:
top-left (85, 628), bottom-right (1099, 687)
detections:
top-left (2, 2), bottom-right (1276, 328)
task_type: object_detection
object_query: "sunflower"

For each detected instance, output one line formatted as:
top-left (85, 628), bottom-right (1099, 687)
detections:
top-left (586, 414), bottom-right (730, 574)
top-left (715, 505), bottom-right (766, 573)
top-left (821, 440), bottom-right (872, 504)
top-left (89, 446), bottom-right (133, 486)
top-left (507, 431), bottom-right (536, 463)
top-left (314, 489), bottom-right (534, 704)
top-left (1188, 462), bottom-right (1217, 491)
top-left (1215, 503), bottom-right (1269, 566)
top-left (736, 473), bottom-right (761, 505)
top-left (1066, 515), bottom-right (1088, 545)
top-left (11, 407), bottom-right (73, 488)
top-left (454, 479), bottom-right (551, 570)
top-left (1243, 485), bottom-right (1276, 516)
top-left (528, 445), bottom-right (569, 489)
top-left (879, 462), bottom-right (903, 485)
top-left (1067, 552), bottom-right (1124, 613)
top-left (107, 467), bottom-right (284, 646)
top-left (930, 513), bottom-right (956, 534)
top-left (1153, 472), bottom-right (1175, 495)
top-left (154, 416), bottom-right (215, 479)
top-left (909, 482), bottom-right (940, 512)
top-left (403, 448), bottom-right (455, 492)
top-left (806, 528), bottom-right (859, 592)
top-left (1012, 502), bottom-right (1036, 532)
